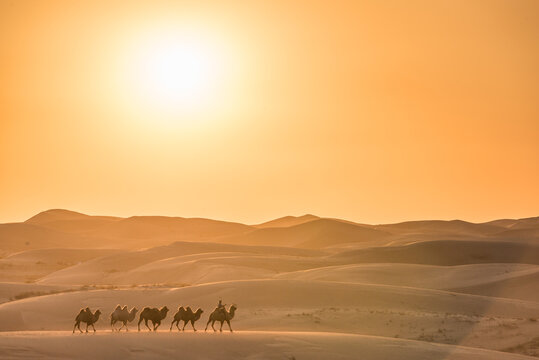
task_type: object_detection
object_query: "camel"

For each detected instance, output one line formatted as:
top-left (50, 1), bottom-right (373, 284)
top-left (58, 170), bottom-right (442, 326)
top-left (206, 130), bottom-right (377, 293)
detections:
top-left (138, 306), bottom-right (169, 331)
top-left (170, 306), bottom-right (204, 331)
top-left (73, 307), bottom-right (102, 333)
top-left (205, 304), bottom-right (237, 332)
top-left (110, 305), bottom-right (138, 332)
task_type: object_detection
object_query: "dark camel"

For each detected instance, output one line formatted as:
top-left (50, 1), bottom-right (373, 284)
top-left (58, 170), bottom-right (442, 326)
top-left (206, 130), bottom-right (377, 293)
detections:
top-left (205, 304), bottom-right (237, 332)
top-left (170, 306), bottom-right (204, 331)
top-left (138, 306), bottom-right (169, 331)
top-left (73, 308), bottom-right (102, 333)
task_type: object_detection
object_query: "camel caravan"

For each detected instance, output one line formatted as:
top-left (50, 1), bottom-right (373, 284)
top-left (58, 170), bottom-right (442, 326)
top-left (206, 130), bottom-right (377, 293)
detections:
top-left (73, 300), bottom-right (237, 333)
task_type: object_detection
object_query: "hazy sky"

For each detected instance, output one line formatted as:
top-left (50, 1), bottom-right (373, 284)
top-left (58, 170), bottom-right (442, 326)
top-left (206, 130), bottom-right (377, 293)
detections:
top-left (1, 0), bottom-right (538, 224)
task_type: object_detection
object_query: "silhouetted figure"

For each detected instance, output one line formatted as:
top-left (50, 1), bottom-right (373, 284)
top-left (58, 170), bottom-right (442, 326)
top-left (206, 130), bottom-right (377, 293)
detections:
top-left (73, 308), bottom-right (102, 333)
top-left (170, 306), bottom-right (204, 331)
top-left (110, 305), bottom-right (138, 332)
top-left (217, 299), bottom-right (226, 315)
top-left (205, 304), bottom-right (237, 332)
top-left (137, 306), bottom-right (169, 331)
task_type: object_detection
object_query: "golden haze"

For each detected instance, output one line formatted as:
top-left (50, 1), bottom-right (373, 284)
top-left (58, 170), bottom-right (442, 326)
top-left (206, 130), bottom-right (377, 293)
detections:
top-left (1, 0), bottom-right (538, 224)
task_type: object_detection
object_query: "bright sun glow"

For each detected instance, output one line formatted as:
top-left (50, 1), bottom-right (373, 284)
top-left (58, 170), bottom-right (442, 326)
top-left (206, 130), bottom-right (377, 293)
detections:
top-left (122, 29), bottom-right (227, 117)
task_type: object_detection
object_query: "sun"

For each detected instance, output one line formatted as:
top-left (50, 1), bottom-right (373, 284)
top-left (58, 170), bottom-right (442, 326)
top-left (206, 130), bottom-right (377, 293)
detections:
top-left (121, 30), bottom-right (226, 116)
top-left (138, 40), bottom-right (216, 107)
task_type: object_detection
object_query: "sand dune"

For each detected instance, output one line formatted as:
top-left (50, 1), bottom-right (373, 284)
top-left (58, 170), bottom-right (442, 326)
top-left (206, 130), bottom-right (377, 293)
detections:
top-left (4, 248), bottom-right (119, 264)
top-left (449, 271), bottom-right (539, 302)
top-left (88, 216), bottom-right (253, 242)
top-left (374, 219), bottom-right (503, 237)
top-left (275, 263), bottom-right (539, 298)
top-left (0, 223), bottom-right (88, 256)
top-left (1, 279), bottom-right (537, 330)
top-left (333, 240), bottom-right (539, 265)
top-left (0, 248), bottom-right (120, 283)
top-left (109, 254), bottom-right (328, 285)
top-left (0, 279), bottom-right (538, 355)
top-left (0, 283), bottom-right (71, 304)
top-left (4, 210), bottom-right (539, 255)
top-left (25, 209), bottom-right (121, 225)
top-left (484, 217), bottom-right (539, 230)
top-left (36, 241), bottom-right (324, 285)
top-left (1, 210), bottom-right (539, 359)
top-left (221, 218), bottom-right (392, 248)
top-left (25, 209), bottom-right (122, 233)
top-left (253, 214), bottom-right (320, 228)
top-left (492, 228), bottom-right (539, 242)
top-left (1, 331), bottom-right (535, 360)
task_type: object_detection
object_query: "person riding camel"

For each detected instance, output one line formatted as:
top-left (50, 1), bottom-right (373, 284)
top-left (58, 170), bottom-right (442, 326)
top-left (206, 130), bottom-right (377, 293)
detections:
top-left (217, 299), bottom-right (226, 315)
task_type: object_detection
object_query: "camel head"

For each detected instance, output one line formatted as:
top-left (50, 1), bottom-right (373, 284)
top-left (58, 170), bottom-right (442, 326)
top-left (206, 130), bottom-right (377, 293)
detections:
top-left (160, 306), bottom-right (169, 314)
top-left (95, 309), bottom-right (102, 316)
top-left (230, 304), bottom-right (237, 311)
top-left (128, 307), bottom-right (138, 321)
top-left (193, 308), bottom-right (204, 320)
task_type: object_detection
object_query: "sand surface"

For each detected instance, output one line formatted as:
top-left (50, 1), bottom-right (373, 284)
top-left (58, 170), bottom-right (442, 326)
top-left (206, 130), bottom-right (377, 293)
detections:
top-left (0, 331), bottom-right (536, 360)
top-left (1, 210), bottom-right (538, 359)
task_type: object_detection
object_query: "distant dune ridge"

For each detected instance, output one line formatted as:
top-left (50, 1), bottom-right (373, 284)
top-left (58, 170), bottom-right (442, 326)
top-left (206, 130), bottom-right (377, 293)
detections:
top-left (0, 209), bottom-right (538, 359)
top-left (1, 209), bottom-right (537, 254)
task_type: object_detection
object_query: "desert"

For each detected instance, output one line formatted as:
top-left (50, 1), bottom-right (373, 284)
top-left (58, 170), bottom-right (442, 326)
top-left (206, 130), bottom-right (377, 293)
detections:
top-left (0, 209), bottom-right (538, 359)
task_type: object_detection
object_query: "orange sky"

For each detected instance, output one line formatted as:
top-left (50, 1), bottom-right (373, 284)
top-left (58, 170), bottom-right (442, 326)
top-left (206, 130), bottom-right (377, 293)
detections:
top-left (1, 0), bottom-right (538, 224)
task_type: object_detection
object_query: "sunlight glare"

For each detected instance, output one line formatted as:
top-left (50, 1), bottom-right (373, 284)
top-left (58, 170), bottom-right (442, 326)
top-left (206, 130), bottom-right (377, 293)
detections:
top-left (124, 30), bottom-right (225, 116)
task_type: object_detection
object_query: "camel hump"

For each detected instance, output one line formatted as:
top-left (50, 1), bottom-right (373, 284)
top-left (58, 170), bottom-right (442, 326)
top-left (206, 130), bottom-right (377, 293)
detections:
top-left (122, 305), bottom-right (128, 311)
top-left (76, 308), bottom-right (85, 320)
top-left (186, 306), bottom-right (192, 312)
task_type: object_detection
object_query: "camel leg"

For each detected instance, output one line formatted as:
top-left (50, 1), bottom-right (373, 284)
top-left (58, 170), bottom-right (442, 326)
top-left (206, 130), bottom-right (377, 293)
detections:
top-left (182, 320), bottom-right (187, 331)
top-left (154, 320), bottom-right (161, 331)
top-left (144, 319), bottom-right (152, 331)
top-left (170, 320), bottom-right (175, 331)
top-left (191, 320), bottom-right (197, 332)
top-left (118, 321), bottom-right (126, 332)
top-left (125, 322), bottom-right (129, 332)
top-left (85, 323), bottom-right (89, 333)
top-left (73, 321), bottom-right (81, 334)
top-left (91, 323), bottom-right (96, 333)
top-left (212, 320), bottom-right (217, 332)
top-left (226, 319), bottom-right (233, 332)
top-left (205, 319), bottom-right (210, 331)
top-left (219, 320), bottom-right (223, 332)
